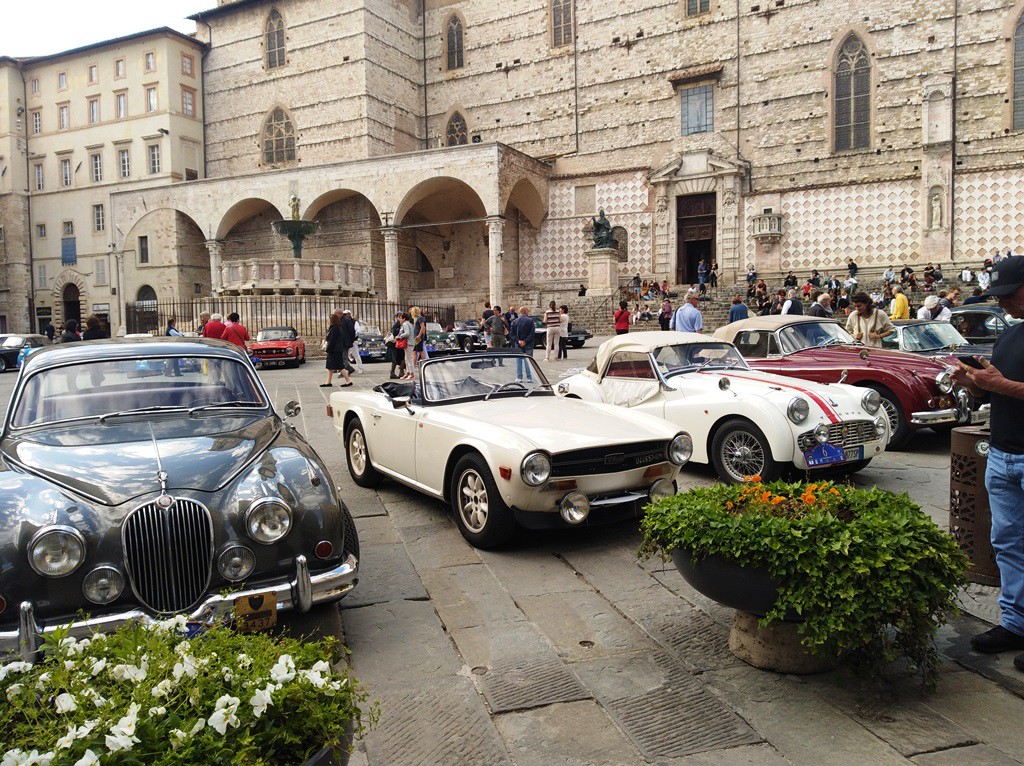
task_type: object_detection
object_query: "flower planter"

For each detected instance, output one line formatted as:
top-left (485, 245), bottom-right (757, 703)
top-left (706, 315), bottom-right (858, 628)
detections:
top-left (303, 724), bottom-right (354, 766)
top-left (671, 549), bottom-right (781, 617)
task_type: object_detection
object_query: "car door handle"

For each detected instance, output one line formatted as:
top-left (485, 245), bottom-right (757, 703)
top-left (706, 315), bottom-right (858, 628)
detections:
top-left (371, 413), bottom-right (382, 420)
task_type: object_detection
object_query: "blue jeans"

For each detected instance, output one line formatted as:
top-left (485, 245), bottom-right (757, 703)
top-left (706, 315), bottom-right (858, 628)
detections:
top-left (986, 446), bottom-right (1024, 635)
top-left (515, 344), bottom-right (534, 381)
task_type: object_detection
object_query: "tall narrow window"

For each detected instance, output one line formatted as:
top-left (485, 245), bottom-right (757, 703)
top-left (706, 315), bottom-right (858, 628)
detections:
top-left (146, 87), bottom-right (158, 113)
top-left (445, 112), bottom-right (468, 146)
top-left (61, 158), bottom-right (72, 187)
top-left (88, 98), bottom-right (100, 124)
top-left (58, 72), bottom-right (67, 90)
top-left (119, 148), bottom-right (131, 178)
top-left (1014, 17), bottom-right (1024, 130)
top-left (262, 107), bottom-right (296, 164)
top-left (88, 64), bottom-right (98, 83)
top-left (834, 35), bottom-right (871, 151)
top-left (116, 92), bottom-right (127, 119)
top-left (552, 0), bottom-right (573, 48)
top-left (90, 153), bottom-right (102, 182)
top-left (95, 257), bottom-right (107, 285)
top-left (31, 111), bottom-right (40, 134)
top-left (182, 87), bottom-right (196, 117)
top-left (138, 236), bottom-right (150, 264)
top-left (115, 58), bottom-right (125, 78)
top-left (34, 163), bottom-right (44, 191)
top-left (30, 78), bottom-right (39, 95)
top-left (680, 84), bottom-right (714, 135)
top-left (266, 9), bottom-right (286, 69)
top-left (58, 104), bottom-right (69, 130)
top-left (446, 15), bottom-right (464, 71)
top-left (93, 204), bottom-right (105, 232)
top-left (148, 144), bottom-right (161, 174)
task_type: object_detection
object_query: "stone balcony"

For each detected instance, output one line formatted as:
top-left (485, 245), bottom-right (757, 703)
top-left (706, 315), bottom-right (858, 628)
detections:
top-left (220, 259), bottom-right (375, 296)
top-left (751, 213), bottom-right (784, 248)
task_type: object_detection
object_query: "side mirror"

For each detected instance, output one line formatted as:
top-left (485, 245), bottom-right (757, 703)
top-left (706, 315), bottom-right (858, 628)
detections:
top-left (391, 396), bottom-right (412, 409)
top-left (838, 369), bottom-right (849, 384)
top-left (283, 400), bottom-right (301, 419)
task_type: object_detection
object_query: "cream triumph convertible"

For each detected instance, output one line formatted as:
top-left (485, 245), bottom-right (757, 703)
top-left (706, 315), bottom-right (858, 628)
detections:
top-left (329, 352), bottom-right (692, 548)
top-left (556, 332), bottom-right (889, 483)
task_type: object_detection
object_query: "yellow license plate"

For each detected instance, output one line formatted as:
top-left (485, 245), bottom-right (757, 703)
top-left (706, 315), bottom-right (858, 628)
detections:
top-left (234, 592), bottom-right (277, 632)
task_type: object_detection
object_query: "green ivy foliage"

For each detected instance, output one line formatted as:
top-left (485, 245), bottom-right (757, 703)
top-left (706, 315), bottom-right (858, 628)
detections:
top-left (639, 479), bottom-right (968, 688)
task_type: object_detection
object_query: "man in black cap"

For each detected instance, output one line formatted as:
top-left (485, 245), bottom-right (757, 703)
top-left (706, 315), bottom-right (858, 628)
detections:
top-left (954, 255), bottom-right (1024, 669)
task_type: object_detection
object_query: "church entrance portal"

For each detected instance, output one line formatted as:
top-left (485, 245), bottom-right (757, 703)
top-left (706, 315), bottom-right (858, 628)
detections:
top-left (62, 284), bottom-right (82, 326)
top-left (676, 193), bottom-right (716, 286)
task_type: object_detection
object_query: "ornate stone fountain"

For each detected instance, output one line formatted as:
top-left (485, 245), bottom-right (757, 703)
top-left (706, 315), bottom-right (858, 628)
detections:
top-left (272, 195), bottom-right (319, 259)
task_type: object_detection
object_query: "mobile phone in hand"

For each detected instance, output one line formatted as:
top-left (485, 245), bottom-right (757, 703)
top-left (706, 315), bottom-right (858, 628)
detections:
top-left (957, 355), bottom-right (985, 370)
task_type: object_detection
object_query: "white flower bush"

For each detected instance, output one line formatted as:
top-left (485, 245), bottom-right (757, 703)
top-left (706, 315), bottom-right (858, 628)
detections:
top-left (1, 623), bottom-right (373, 765)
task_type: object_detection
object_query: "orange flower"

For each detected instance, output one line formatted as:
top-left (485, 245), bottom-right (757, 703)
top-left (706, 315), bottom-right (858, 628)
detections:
top-left (830, 488), bottom-right (840, 496)
top-left (760, 491), bottom-right (771, 503)
top-left (726, 501), bottom-right (734, 510)
top-left (801, 491), bottom-right (816, 505)
top-left (749, 475), bottom-right (762, 483)
top-left (771, 496), bottom-right (785, 505)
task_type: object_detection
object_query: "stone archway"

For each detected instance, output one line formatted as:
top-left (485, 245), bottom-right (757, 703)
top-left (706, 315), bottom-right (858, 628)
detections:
top-left (50, 270), bottom-right (88, 327)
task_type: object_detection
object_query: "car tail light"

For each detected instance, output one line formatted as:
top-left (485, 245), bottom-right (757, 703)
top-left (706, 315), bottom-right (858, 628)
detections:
top-left (315, 541), bottom-right (334, 559)
top-left (499, 467), bottom-right (512, 480)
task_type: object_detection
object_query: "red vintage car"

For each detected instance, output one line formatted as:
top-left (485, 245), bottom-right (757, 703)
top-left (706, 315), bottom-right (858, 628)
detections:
top-left (714, 316), bottom-right (990, 448)
top-left (249, 326), bottom-right (306, 368)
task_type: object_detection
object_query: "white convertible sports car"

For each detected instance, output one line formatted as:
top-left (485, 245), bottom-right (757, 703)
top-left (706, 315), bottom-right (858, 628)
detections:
top-left (557, 332), bottom-right (889, 483)
top-left (329, 352), bottom-right (693, 548)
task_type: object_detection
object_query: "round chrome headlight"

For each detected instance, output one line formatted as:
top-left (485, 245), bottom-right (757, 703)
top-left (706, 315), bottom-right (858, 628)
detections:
top-left (861, 389), bottom-right (881, 414)
top-left (218, 545), bottom-right (257, 582)
top-left (29, 526), bottom-right (86, 578)
top-left (82, 566), bottom-right (125, 605)
top-left (521, 452), bottom-right (552, 487)
top-left (649, 478), bottom-right (676, 502)
top-left (874, 416), bottom-right (888, 437)
top-left (668, 433), bottom-right (693, 466)
top-left (935, 369), bottom-right (954, 394)
top-left (560, 492), bottom-right (590, 524)
top-left (788, 397), bottom-right (810, 424)
top-left (245, 499), bottom-right (293, 544)
top-left (814, 424), bottom-right (830, 444)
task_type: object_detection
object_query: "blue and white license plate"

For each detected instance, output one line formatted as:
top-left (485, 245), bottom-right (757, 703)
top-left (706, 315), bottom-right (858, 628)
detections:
top-left (804, 442), bottom-right (861, 467)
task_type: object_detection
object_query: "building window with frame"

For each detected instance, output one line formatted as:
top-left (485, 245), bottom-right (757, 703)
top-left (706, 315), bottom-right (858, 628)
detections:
top-left (139, 235), bottom-right (150, 264)
top-left (266, 8), bottom-right (287, 69)
top-left (1014, 16), bottom-right (1024, 130)
top-left (31, 110), bottom-right (41, 134)
top-left (88, 64), bottom-right (98, 83)
top-left (93, 204), bottom-right (105, 232)
top-left (834, 35), bottom-right (871, 151)
top-left (119, 148), bottom-right (131, 178)
top-left (446, 15), bottom-right (465, 71)
top-left (58, 71), bottom-right (67, 90)
top-left (182, 86), bottom-right (196, 117)
top-left (445, 111), bottom-right (468, 146)
top-left (182, 52), bottom-right (194, 76)
top-left (34, 163), bottom-right (44, 191)
top-left (146, 86), bottom-right (158, 113)
top-left (115, 92), bottom-right (127, 119)
top-left (262, 107), bottom-right (296, 164)
top-left (61, 158), bottom-right (72, 187)
top-left (30, 78), bottom-right (39, 95)
top-left (680, 84), bottom-right (714, 135)
top-left (115, 58), bottom-right (125, 78)
top-left (90, 153), bottom-right (102, 182)
top-left (63, 221), bottom-right (74, 237)
top-left (88, 98), bottom-right (100, 124)
top-left (148, 144), bottom-right (161, 174)
top-left (95, 257), bottom-right (107, 285)
top-left (145, 51), bottom-right (156, 72)
top-left (552, 0), bottom-right (573, 48)
top-left (62, 221), bottom-right (76, 266)
top-left (686, 0), bottom-right (711, 16)
top-left (37, 264), bottom-right (47, 286)
top-left (58, 104), bottom-right (69, 130)
top-left (37, 223), bottom-right (46, 238)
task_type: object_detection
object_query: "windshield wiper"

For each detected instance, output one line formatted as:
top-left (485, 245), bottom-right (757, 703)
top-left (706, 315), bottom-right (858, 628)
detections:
top-left (523, 382), bottom-right (552, 398)
top-left (98, 405), bottom-right (188, 424)
top-left (818, 337), bottom-right (849, 347)
top-left (484, 381), bottom-right (527, 401)
top-left (188, 401), bottom-right (264, 416)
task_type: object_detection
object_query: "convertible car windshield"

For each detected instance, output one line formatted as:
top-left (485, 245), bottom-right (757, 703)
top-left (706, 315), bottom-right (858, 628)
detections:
top-left (256, 328), bottom-right (297, 342)
top-left (653, 343), bottom-right (747, 375)
top-left (893, 323), bottom-right (968, 353)
top-left (420, 355), bottom-right (550, 402)
top-left (11, 356), bottom-right (266, 428)
top-left (777, 321), bottom-right (857, 353)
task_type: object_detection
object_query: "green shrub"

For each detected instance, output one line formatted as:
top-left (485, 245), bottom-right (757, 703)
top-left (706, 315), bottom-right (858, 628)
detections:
top-left (1, 619), bottom-right (375, 765)
top-left (639, 478), bottom-right (968, 687)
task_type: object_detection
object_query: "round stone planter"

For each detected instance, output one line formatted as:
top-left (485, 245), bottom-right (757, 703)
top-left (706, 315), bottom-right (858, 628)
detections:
top-left (671, 549), bottom-right (836, 674)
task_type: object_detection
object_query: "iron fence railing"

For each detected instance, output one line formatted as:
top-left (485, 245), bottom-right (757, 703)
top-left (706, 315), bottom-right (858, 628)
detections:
top-left (125, 296), bottom-right (456, 340)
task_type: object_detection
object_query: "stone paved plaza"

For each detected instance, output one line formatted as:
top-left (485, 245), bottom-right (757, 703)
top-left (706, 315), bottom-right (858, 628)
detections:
top-left (3, 337), bottom-right (1022, 765)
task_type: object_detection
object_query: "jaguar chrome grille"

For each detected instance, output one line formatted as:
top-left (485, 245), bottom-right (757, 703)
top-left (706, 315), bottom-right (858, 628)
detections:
top-left (798, 420), bottom-right (877, 451)
top-left (123, 498), bottom-right (214, 614)
top-left (550, 440), bottom-right (669, 477)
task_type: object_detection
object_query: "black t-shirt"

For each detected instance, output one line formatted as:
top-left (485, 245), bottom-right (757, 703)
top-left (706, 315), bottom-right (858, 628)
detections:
top-left (990, 322), bottom-right (1024, 454)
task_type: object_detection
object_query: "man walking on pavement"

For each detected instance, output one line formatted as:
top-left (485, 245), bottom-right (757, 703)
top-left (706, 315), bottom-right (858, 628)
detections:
top-left (670, 289), bottom-right (703, 333)
top-left (954, 256), bottom-right (1024, 670)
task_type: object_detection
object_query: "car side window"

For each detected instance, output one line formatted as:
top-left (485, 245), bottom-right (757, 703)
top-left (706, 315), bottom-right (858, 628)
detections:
top-left (733, 331), bottom-right (769, 358)
top-left (983, 316), bottom-right (1003, 335)
top-left (603, 351), bottom-right (657, 380)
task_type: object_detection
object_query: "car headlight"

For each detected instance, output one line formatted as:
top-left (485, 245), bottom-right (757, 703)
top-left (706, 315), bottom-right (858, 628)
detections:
top-left (814, 423), bottom-right (830, 444)
top-left (935, 369), bottom-right (954, 394)
top-left (521, 452), bottom-right (552, 486)
top-left (874, 416), bottom-right (887, 437)
top-left (83, 566), bottom-right (125, 605)
top-left (560, 491), bottom-right (590, 524)
top-left (649, 478), bottom-right (676, 501)
top-left (29, 526), bottom-right (86, 577)
top-left (788, 397), bottom-right (810, 424)
top-left (667, 433), bottom-right (693, 465)
top-left (218, 545), bottom-right (257, 581)
top-left (861, 389), bottom-right (881, 414)
top-left (245, 498), bottom-right (293, 544)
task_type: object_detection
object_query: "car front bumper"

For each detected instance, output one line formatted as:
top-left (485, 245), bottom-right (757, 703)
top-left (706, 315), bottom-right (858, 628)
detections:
top-left (1, 553), bottom-right (358, 663)
top-left (911, 402), bottom-right (990, 426)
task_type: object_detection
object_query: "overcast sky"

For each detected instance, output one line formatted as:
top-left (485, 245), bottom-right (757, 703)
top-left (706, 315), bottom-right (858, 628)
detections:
top-left (1, 2), bottom-right (216, 58)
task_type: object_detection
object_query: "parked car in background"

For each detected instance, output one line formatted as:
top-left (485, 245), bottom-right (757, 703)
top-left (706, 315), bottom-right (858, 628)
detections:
top-left (949, 303), bottom-right (1022, 346)
top-left (558, 332), bottom-right (887, 482)
top-left (425, 322), bottom-right (458, 356)
top-left (357, 324), bottom-right (387, 362)
top-left (0, 338), bottom-right (359, 661)
top-left (450, 320), bottom-right (486, 353)
top-left (713, 316), bottom-right (989, 448)
top-left (1, 334), bottom-right (51, 372)
top-left (566, 324), bottom-right (594, 349)
top-left (248, 326), bottom-right (306, 367)
top-left (329, 352), bottom-right (692, 548)
top-left (883, 320), bottom-right (993, 364)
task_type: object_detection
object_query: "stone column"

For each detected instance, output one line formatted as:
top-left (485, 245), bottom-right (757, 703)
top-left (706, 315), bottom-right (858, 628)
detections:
top-left (383, 227), bottom-right (400, 303)
top-left (205, 240), bottom-right (224, 293)
top-left (487, 216), bottom-right (505, 309)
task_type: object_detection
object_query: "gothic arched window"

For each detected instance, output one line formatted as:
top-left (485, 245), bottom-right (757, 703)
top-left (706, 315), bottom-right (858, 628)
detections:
top-left (262, 108), bottom-right (296, 165)
top-left (445, 112), bottom-right (468, 146)
top-left (834, 35), bottom-right (871, 151)
top-left (446, 15), bottom-right (464, 71)
top-left (1014, 17), bottom-right (1024, 129)
top-left (266, 9), bottom-right (286, 70)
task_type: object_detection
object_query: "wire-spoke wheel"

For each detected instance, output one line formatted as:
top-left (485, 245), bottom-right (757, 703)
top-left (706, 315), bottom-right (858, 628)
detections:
top-left (866, 384), bottom-right (909, 449)
top-left (345, 419), bottom-right (383, 488)
top-left (711, 419), bottom-right (781, 484)
top-left (449, 454), bottom-right (516, 549)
